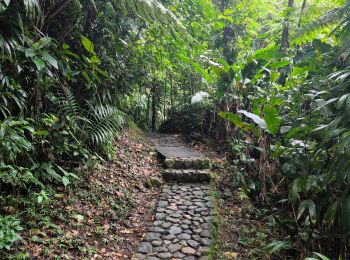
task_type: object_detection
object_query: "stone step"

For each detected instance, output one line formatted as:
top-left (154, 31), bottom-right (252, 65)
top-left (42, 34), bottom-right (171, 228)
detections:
top-left (164, 158), bottom-right (210, 170)
top-left (162, 169), bottom-right (211, 183)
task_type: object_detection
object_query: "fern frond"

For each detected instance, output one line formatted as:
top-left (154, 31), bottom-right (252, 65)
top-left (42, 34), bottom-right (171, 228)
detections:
top-left (56, 86), bottom-right (88, 132)
top-left (86, 104), bottom-right (124, 146)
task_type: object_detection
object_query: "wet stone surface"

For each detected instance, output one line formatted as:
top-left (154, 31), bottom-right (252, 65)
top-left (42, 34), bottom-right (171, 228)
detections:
top-left (133, 184), bottom-right (213, 260)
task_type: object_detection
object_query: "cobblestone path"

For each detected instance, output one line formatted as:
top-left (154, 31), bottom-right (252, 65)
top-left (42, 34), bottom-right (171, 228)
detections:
top-left (133, 134), bottom-right (213, 260)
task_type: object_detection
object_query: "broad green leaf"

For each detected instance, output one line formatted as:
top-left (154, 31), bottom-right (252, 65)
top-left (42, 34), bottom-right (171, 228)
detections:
top-left (25, 48), bottom-right (36, 58)
top-left (81, 36), bottom-right (95, 54)
top-left (33, 58), bottom-right (46, 71)
top-left (268, 60), bottom-right (290, 69)
top-left (313, 252), bottom-right (330, 260)
top-left (238, 110), bottom-right (267, 130)
top-left (42, 52), bottom-right (58, 69)
top-left (263, 105), bottom-right (281, 135)
top-left (37, 195), bottom-right (43, 204)
top-left (62, 176), bottom-right (70, 187)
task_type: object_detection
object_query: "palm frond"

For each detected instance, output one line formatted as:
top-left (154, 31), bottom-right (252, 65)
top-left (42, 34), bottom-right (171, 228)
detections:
top-left (0, 0), bottom-right (42, 57)
top-left (119, 0), bottom-right (185, 32)
top-left (293, 2), bottom-right (350, 45)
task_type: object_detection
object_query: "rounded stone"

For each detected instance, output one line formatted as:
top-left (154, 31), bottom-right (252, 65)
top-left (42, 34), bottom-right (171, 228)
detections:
top-left (137, 242), bottom-right (152, 254)
top-left (144, 233), bottom-right (161, 241)
top-left (200, 238), bottom-right (211, 246)
top-left (169, 226), bottom-right (182, 235)
top-left (193, 228), bottom-right (202, 234)
top-left (154, 246), bottom-right (168, 252)
top-left (149, 226), bottom-right (165, 233)
top-left (187, 240), bottom-right (199, 248)
top-left (200, 229), bottom-right (211, 238)
top-left (151, 240), bottom-right (163, 246)
top-left (192, 235), bottom-right (201, 241)
top-left (178, 234), bottom-right (191, 240)
top-left (173, 252), bottom-right (186, 258)
top-left (158, 201), bottom-right (168, 207)
top-left (181, 247), bottom-right (196, 255)
top-left (163, 234), bottom-right (176, 240)
top-left (184, 257), bottom-right (196, 260)
top-left (169, 243), bottom-right (181, 253)
top-left (161, 222), bottom-right (172, 229)
top-left (158, 252), bottom-right (173, 259)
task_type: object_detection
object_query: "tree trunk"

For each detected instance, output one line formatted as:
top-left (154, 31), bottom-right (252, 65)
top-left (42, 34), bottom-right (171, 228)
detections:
top-left (281, 0), bottom-right (295, 54)
top-left (151, 84), bottom-right (157, 131)
top-left (298, 0), bottom-right (307, 27)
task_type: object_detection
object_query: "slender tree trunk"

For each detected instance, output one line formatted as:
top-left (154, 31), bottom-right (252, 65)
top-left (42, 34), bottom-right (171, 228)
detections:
top-left (163, 83), bottom-right (166, 122)
top-left (170, 74), bottom-right (173, 107)
top-left (298, 0), bottom-right (307, 27)
top-left (151, 83), bottom-right (157, 131)
top-left (281, 0), bottom-right (295, 54)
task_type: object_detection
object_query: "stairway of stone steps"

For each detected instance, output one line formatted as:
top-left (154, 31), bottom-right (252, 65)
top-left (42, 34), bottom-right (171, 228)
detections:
top-left (132, 134), bottom-right (214, 260)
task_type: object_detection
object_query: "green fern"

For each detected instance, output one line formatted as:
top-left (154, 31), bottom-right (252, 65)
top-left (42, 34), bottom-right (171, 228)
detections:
top-left (86, 104), bottom-right (124, 146)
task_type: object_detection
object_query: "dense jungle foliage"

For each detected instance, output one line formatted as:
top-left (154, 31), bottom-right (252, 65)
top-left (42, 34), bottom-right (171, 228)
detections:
top-left (1, 0), bottom-right (350, 259)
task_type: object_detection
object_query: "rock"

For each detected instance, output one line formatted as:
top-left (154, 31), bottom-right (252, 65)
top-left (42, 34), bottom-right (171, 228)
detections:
top-left (154, 246), bottom-right (168, 252)
top-left (158, 252), bottom-right (173, 259)
top-left (151, 240), bottom-right (163, 246)
top-left (181, 247), bottom-right (196, 255)
top-left (161, 222), bottom-right (172, 229)
top-left (144, 177), bottom-right (162, 188)
top-left (163, 234), bottom-right (176, 240)
top-left (164, 159), bottom-right (174, 168)
top-left (192, 235), bottom-right (201, 241)
top-left (166, 217), bottom-right (180, 223)
top-left (173, 252), bottom-right (186, 258)
top-left (131, 253), bottom-right (146, 260)
top-left (158, 201), bottom-right (168, 207)
top-left (187, 240), bottom-right (199, 248)
top-left (200, 238), bottom-right (211, 246)
top-left (184, 257), bottom-right (196, 260)
top-left (156, 213), bottom-right (166, 220)
top-left (153, 220), bottom-right (163, 226)
top-left (193, 228), bottom-right (202, 234)
top-left (149, 226), bottom-right (165, 233)
top-left (169, 243), bottom-right (181, 253)
top-left (169, 226), bottom-right (182, 235)
top-left (137, 242), bottom-right (152, 254)
top-left (177, 233), bottom-right (191, 240)
top-left (200, 229), bottom-right (211, 238)
top-left (193, 191), bottom-right (204, 196)
top-left (144, 233), bottom-right (161, 242)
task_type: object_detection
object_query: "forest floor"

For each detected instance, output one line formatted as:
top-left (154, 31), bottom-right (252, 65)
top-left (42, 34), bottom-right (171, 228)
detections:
top-left (4, 127), bottom-right (163, 259)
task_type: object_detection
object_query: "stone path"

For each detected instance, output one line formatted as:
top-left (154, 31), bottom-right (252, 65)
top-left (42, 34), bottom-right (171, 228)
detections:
top-left (133, 134), bottom-right (214, 260)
